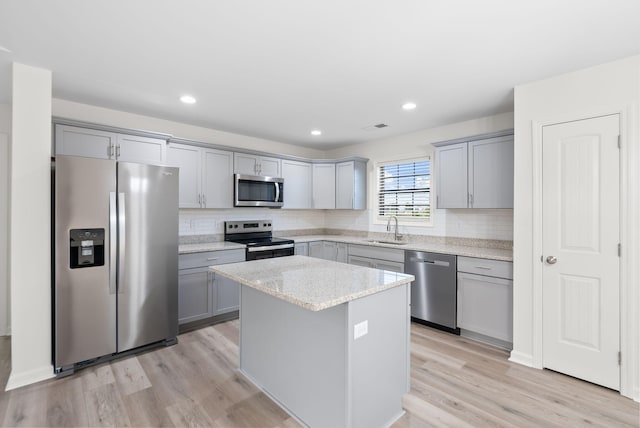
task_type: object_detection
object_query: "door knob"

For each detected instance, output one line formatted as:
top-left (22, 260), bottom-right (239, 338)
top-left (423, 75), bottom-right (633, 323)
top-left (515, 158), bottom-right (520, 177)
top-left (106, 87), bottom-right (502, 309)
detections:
top-left (546, 256), bottom-right (557, 264)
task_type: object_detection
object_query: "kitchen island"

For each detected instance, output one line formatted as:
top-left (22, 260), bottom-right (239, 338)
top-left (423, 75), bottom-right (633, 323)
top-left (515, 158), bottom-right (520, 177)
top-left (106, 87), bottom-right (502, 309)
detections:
top-left (210, 255), bottom-right (414, 428)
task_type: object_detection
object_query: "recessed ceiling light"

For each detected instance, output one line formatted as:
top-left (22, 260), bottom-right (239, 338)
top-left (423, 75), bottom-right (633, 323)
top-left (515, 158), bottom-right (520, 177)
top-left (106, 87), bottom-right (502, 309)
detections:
top-left (310, 130), bottom-right (322, 136)
top-left (402, 102), bottom-right (417, 110)
top-left (180, 95), bottom-right (196, 104)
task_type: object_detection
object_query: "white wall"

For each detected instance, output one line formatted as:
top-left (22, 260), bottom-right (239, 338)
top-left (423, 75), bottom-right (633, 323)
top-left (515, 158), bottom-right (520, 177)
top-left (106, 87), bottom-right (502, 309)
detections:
top-left (512, 55), bottom-right (640, 400)
top-left (53, 99), bottom-right (326, 159)
top-left (0, 104), bottom-right (10, 336)
top-left (53, 99), bottom-right (331, 236)
top-left (6, 64), bottom-right (54, 390)
top-left (325, 112), bottom-right (515, 241)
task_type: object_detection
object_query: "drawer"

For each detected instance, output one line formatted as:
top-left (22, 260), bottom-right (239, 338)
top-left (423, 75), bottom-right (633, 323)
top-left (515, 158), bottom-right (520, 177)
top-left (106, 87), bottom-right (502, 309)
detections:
top-left (457, 256), bottom-right (512, 279)
top-left (348, 244), bottom-right (404, 263)
top-left (179, 249), bottom-right (245, 270)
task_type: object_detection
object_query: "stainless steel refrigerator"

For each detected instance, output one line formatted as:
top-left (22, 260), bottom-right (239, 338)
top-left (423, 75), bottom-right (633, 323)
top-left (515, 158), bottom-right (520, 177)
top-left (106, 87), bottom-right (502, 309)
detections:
top-left (53, 155), bottom-right (179, 375)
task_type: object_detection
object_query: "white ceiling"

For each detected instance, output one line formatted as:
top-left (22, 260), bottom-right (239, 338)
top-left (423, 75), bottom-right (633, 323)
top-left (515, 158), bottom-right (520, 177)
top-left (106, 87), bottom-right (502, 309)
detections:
top-left (0, 1), bottom-right (639, 149)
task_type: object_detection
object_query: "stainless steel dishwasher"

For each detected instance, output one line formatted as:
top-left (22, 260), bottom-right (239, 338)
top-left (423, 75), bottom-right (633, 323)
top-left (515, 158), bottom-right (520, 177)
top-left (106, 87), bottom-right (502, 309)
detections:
top-left (405, 251), bottom-right (459, 334)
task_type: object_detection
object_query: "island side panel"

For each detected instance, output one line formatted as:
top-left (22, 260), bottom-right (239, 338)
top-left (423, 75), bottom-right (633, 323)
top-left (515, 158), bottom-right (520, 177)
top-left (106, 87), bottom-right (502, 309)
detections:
top-left (240, 285), bottom-right (348, 427)
top-left (347, 283), bottom-right (410, 428)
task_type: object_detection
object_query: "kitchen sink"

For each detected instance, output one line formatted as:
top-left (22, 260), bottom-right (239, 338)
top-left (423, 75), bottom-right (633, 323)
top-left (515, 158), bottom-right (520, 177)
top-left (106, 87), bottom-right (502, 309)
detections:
top-left (364, 239), bottom-right (407, 246)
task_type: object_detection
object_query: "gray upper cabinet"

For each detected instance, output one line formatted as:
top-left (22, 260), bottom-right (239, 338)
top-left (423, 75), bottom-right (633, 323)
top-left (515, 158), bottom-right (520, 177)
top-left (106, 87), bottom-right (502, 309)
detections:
top-left (116, 134), bottom-right (166, 165)
top-left (234, 153), bottom-right (281, 177)
top-left (281, 159), bottom-right (312, 209)
top-left (166, 142), bottom-right (233, 209)
top-left (468, 137), bottom-right (514, 208)
top-left (312, 163), bottom-right (336, 209)
top-left (202, 148), bottom-right (234, 208)
top-left (166, 143), bottom-right (201, 208)
top-left (55, 125), bottom-right (116, 159)
top-left (335, 160), bottom-right (367, 210)
top-left (435, 142), bottom-right (468, 208)
top-left (55, 124), bottom-right (166, 165)
top-left (436, 136), bottom-right (513, 209)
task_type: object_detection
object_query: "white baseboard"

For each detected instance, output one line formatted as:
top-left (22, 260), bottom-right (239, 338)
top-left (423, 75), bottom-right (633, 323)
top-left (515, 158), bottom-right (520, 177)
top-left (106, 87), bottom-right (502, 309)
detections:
top-left (5, 365), bottom-right (54, 391)
top-left (508, 350), bottom-right (534, 367)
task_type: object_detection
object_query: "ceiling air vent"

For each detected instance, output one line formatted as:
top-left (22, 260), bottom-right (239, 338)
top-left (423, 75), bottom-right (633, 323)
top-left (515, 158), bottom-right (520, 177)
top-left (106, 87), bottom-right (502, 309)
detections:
top-left (362, 123), bottom-right (390, 131)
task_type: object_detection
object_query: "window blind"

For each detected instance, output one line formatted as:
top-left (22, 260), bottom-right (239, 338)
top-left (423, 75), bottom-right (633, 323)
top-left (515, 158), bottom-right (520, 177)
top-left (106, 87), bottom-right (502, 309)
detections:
top-left (378, 158), bottom-right (431, 218)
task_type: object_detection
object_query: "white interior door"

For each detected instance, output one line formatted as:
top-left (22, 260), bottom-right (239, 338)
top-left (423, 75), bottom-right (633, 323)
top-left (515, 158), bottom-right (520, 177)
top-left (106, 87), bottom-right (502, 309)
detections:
top-left (542, 114), bottom-right (620, 390)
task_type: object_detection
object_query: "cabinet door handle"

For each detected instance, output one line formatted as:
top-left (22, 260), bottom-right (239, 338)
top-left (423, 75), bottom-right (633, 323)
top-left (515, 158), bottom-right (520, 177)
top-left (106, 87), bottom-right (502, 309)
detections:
top-left (203, 194), bottom-right (206, 207)
top-left (207, 257), bottom-right (219, 261)
top-left (475, 266), bottom-right (492, 270)
top-left (116, 144), bottom-right (121, 158)
top-left (198, 193), bottom-right (202, 207)
top-left (109, 144), bottom-right (115, 158)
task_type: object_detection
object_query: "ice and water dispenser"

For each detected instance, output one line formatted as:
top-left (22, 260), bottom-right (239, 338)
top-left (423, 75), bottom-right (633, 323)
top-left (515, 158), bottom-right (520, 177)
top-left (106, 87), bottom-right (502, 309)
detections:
top-left (69, 228), bottom-right (105, 268)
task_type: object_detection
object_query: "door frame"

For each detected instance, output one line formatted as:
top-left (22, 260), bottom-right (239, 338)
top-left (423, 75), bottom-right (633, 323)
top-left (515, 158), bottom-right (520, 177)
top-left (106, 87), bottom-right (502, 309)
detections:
top-left (531, 103), bottom-right (638, 400)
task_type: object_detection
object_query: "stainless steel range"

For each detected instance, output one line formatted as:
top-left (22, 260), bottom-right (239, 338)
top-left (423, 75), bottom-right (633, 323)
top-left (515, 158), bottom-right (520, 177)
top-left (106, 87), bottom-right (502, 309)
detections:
top-left (224, 220), bottom-right (294, 260)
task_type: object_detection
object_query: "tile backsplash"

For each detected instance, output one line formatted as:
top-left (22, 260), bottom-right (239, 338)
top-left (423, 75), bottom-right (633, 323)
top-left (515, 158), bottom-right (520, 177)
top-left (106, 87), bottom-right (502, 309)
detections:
top-left (179, 207), bottom-right (513, 242)
top-left (179, 208), bottom-right (327, 237)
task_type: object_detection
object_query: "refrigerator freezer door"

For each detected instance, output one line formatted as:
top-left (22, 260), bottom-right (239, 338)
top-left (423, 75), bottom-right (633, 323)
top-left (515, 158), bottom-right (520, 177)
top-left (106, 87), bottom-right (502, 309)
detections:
top-left (117, 162), bottom-right (179, 352)
top-left (54, 156), bottom-right (117, 368)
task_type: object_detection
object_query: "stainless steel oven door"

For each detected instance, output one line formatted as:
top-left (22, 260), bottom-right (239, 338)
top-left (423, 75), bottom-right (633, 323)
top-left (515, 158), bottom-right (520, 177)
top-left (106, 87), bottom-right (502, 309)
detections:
top-left (246, 245), bottom-right (294, 260)
top-left (235, 174), bottom-right (284, 207)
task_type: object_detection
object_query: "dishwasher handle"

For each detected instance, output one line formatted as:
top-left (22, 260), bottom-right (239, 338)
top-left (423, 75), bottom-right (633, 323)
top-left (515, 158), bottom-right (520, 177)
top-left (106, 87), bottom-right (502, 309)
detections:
top-left (408, 257), bottom-right (450, 267)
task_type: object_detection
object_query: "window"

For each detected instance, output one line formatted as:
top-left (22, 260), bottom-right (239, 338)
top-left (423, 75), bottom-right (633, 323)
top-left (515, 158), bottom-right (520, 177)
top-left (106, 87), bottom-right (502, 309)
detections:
top-left (377, 157), bottom-right (431, 220)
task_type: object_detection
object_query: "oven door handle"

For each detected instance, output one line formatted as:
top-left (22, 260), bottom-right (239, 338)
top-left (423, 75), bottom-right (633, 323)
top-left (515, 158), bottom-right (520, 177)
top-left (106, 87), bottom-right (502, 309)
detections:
top-left (274, 182), bottom-right (280, 203)
top-left (247, 243), bottom-right (294, 252)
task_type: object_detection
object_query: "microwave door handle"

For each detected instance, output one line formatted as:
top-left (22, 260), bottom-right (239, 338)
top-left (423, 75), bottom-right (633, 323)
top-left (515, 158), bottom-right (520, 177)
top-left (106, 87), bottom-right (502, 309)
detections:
top-left (274, 182), bottom-right (280, 202)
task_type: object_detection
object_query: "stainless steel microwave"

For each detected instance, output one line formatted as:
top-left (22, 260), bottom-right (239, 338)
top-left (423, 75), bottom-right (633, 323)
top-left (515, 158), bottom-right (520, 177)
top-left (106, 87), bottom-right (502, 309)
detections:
top-left (234, 174), bottom-right (284, 207)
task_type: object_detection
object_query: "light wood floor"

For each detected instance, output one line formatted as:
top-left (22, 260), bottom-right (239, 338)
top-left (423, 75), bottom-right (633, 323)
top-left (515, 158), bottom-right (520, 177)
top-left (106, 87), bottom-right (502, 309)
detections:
top-left (0, 321), bottom-right (637, 427)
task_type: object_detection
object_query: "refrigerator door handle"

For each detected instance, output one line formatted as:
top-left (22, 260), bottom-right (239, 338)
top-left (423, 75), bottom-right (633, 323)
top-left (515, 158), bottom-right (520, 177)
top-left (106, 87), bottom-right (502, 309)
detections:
top-left (109, 192), bottom-right (117, 294)
top-left (118, 192), bottom-right (126, 294)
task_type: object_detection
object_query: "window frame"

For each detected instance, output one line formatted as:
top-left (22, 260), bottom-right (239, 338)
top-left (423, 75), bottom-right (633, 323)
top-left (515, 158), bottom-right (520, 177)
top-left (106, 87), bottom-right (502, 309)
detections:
top-left (374, 156), bottom-right (433, 226)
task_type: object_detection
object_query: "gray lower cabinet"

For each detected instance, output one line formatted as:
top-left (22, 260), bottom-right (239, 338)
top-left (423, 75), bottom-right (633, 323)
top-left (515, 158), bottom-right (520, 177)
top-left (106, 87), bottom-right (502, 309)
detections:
top-left (347, 244), bottom-right (405, 272)
top-left (178, 267), bottom-right (213, 324)
top-left (294, 242), bottom-right (309, 256)
top-left (178, 249), bottom-right (244, 325)
top-left (308, 241), bottom-right (324, 258)
top-left (308, 241), bottom-right (347, 263)
top-left (457, 256), bottom-right (513, 348)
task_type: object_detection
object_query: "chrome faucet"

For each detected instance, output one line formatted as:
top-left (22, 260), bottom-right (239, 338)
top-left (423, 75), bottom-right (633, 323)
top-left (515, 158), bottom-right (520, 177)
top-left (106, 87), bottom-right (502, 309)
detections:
top-left (386, 215), bottom-right (402, 241)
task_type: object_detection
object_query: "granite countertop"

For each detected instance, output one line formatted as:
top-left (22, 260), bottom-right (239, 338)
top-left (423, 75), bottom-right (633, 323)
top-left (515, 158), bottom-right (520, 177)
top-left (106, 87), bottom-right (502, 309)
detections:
top-left (179, 241), bottom-right (246, 254)
top-left (287, 235), bottom-right (513, 261)
top-left (210, 255), bottom-right (415, 311)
